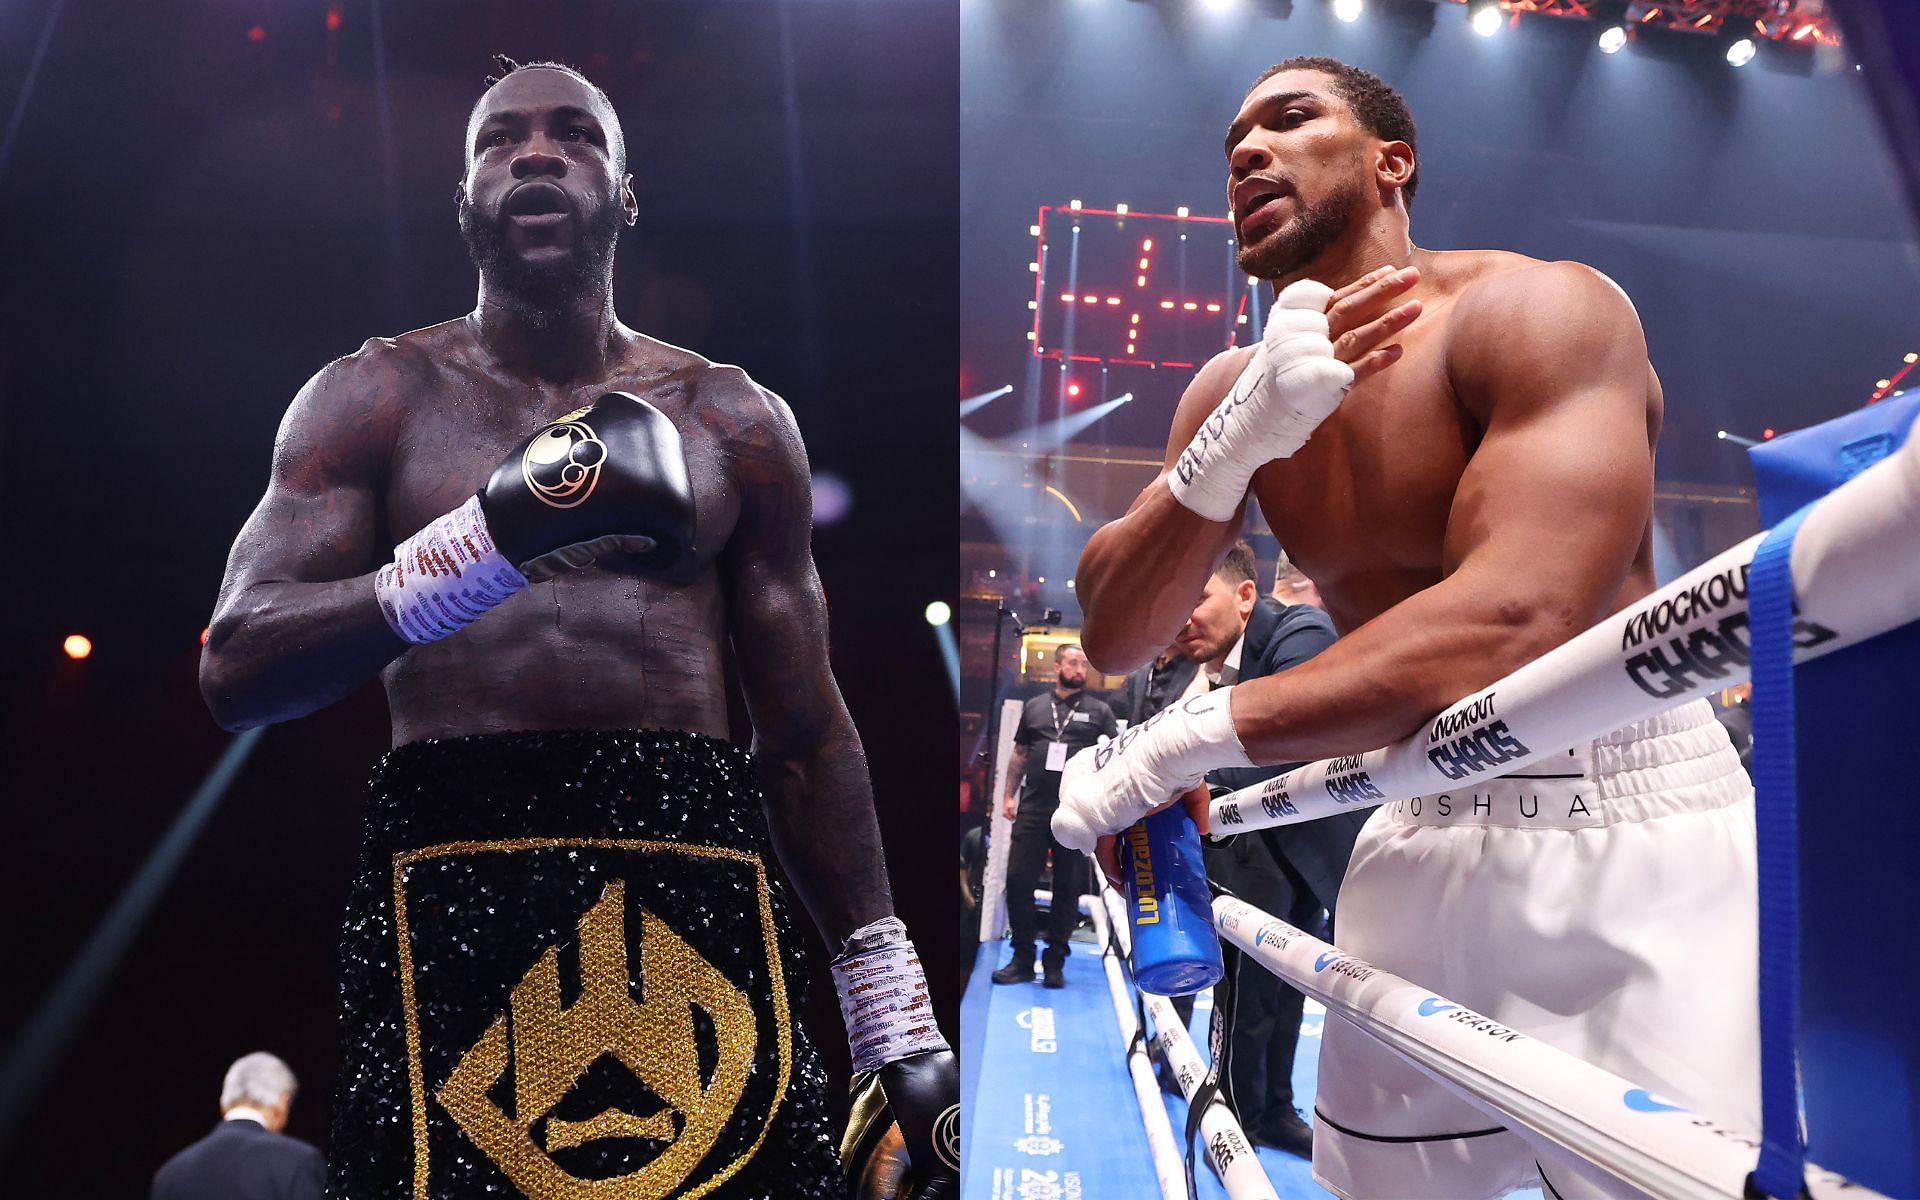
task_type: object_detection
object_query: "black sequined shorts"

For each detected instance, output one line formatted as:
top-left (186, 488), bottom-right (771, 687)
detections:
top-left (325, 728), bottom-right (841, 1199)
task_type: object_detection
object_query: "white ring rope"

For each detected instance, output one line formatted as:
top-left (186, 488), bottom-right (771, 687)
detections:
top-left (1210, 895), bottom-right (1882, 1200)
top-left (1095, 879), bottom-right (1280, 1200)
top-left (1210, 412), bottom-right (1920, 836)
top-left (1086, 882), bottom-right (1197, 1200)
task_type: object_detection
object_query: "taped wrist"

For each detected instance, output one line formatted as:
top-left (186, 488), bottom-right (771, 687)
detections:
top-left (1168, 279), bottom-right (1352, 522)
top-left (1052, 686), bottom-right (1254, 852)
top-left (373, 494), bottom-right (529, 645)
top-left (832, 916), bottom-right (950, 1074)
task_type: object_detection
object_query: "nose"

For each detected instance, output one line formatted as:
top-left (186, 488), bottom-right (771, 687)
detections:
top-left (511, 138), bottom-right (568, 180)
top-left (1229, 138), bottom-right (1269, 178)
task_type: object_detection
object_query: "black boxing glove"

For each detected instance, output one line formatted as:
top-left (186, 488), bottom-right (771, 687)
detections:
top-left (832, 919), bottom-right (958, 1199)
top-left (373, 392), bottom-right (695, 644)
top-left (844, 1050), bottom-right (959, 1199)
top-left (478, 391), bottom-right (695, 581)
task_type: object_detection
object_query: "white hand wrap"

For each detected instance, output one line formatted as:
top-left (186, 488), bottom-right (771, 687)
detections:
top-left (1166, 279), bottom-right (1354, 522)
top-left (1051, 686), bottom-right (1253, 852)
top-left (832, 916), bottom-right (950, 1074)
top-left (373, 495), bottom-right (529, 645)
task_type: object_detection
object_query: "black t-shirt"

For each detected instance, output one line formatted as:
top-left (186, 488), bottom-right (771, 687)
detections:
top-left (1012, 688), bottom-right (1118, 804)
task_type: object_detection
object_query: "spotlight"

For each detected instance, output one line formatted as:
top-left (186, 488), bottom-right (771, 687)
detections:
top-left (1762, 427), bottom-right (1777, 439)
top-left (1066, 382), bottom-right (1082, 398)
top-left (1029, 224), bottom-right (1041, 236)
top-left (1115, 202), bottom-right (1130, 215)
top-left (1598, 25), bottom-right (1627, 52)
top-left (1333, 0), bottom-right (1363, 21)
top-left (1726, 37), bottom-right (1757, 66)
top-left (925, 601), bottom-right (952, 627)
top-left (1470, 2), bottom-right (1503, 37)
top-left (1176, 206), bottom-right (1191, 218)
top-left (1906, 352), bottom-right (1917, 364)
top-left (1069, 198), bottom-right (1083, 211)
top-left (63, 634), bottom-right (92, 660)
top-left (1716, 430), bottom-right (1727, 440)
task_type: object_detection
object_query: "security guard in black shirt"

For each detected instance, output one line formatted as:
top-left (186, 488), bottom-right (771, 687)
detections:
top-left (992, 643), bottom-right (1117, 988)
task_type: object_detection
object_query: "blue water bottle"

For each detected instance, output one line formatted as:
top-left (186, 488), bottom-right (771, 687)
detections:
top-left (1122, 803), bottom-right (1224, 995)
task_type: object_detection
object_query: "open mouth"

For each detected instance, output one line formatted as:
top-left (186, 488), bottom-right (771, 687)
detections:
top-left (506, 182), bottom-right (571, 224)
top-left (1234, 178), bottom-right (1292, 231)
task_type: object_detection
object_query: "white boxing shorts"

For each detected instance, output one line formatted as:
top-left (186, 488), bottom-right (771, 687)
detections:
top-left (1312, 699), bottom-right (1758, 1200)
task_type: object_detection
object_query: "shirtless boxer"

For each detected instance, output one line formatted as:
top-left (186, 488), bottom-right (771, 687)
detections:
top-left (1056, 56), bottom-right (1756, 1200)
top-left (199, 59), bottom-right (955, 1199)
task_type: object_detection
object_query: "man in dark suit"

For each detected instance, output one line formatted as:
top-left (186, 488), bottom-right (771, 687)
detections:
top-left (151, 1051), bottom-right (324, 1200)
top-left (1123, 542), bottom-right (1364, 1158)
top-left (1113, 646), bottom-right (1199, 729)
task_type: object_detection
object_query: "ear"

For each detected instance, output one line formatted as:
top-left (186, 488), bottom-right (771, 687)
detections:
top-left (620, 173), bottom-right (638, 227)
top-left (1376, 140), bottom-right (1415, 202)
top-left (1236, 579), bottom-right (1258, 617)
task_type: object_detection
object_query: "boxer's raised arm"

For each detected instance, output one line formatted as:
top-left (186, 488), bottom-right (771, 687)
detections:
top-left (718, 382), bottom-right (891, 947)
top-left (1076, 266), bottom-right (1421, 673)
top-left (1227, 262), bottom-right (1659, 761)
top-left (1074, 350), bottom-right (1253, 673)
top-left (1054, 262), bottom-right (1655, 850)
top-left (200, 351), bottom-right (406, 730)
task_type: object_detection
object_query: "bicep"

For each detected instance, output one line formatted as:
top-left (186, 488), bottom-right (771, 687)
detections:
top-left (1443, 266), bottom-right (1655, 631)
top-left (721, 388), bottom-right (846, 751)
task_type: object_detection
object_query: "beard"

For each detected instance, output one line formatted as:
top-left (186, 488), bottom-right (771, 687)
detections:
top-left (1235, 177), bottom-right (1364, 280)
top-left (1056, 672), bottom-right (1086, 692)
top-left (459, 190), bottom-right (623, 321)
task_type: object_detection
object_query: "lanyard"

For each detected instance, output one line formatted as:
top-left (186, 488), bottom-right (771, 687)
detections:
top-left (1049, 694), bottom-right (1076, 740)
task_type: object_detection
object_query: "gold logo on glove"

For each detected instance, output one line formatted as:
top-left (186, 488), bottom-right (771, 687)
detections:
top-left (436, 880), bottom-right (756, 1196)
top-left (522, 408), bottom-right (607, 510)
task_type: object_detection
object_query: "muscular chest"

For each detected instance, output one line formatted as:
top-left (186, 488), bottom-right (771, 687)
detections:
top-left (1249, 319), bottom-right (1475, 618)
top-left (382, 373), bottom-right (741, 569)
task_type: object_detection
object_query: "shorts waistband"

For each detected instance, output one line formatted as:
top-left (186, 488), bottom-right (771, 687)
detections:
top-left (1383, 700), bottom-right (1750, 830)
top-left (365, 727), bottom-right (771, 856)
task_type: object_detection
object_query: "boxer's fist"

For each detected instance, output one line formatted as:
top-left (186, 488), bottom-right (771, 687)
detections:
top-left (1053, 688), bottom-right (1250, 852)
top-left (842, 1049), bottom-right (959, 1199)
top-left (479, 392), bottom-right (695, 581)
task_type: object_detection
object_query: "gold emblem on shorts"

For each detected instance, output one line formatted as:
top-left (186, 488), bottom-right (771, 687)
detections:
top-left (435, 879), bottom-right (756, 1197)
top-left (521, 407), bottom-right (607, 510)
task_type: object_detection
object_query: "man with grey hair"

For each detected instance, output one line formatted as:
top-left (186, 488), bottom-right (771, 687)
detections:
top-left (151, 1052), bottom-right (324, 1199)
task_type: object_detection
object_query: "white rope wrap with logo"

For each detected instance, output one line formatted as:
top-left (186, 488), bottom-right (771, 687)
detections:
top-left (832, 916), bottom-right (950, 1074)
top-left (1166, 278), bottom-right (1354, 522)
top-left (1210, 896), bottom-right (1881, 1200)
top-left (1205, 408), bottom-right (1920, 838)
top-left (1052, 687), bottom-right (1252, 853)
top-left (373, 495), bottom-right (529, 645)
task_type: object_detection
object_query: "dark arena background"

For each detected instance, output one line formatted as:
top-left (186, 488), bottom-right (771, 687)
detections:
top-left (0, 0), bottom-right (958, 1191)
top-left (958, 1), bottom-right (1919, 1197)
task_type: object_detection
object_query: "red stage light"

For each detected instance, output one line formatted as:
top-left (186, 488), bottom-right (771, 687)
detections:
top-left (247, 24), bottom-right (267, 41)
top-left (1067, 383), bottom-right (1082, 398)
top-left (326, 8), bottom-right (342, 29)
top-left (63, 634), bottom-right (91, 661)
top-left (1762, 428), bottom-right (1777, 440)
